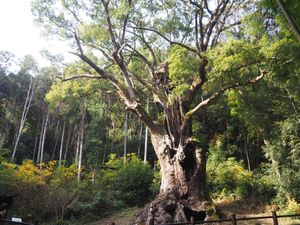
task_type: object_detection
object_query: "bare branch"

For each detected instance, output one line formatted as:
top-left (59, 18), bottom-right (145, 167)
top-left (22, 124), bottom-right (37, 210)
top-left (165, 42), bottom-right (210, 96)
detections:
top-left (127, 30), bottom-right (158, 65)
top-left (74, 32), bottom-right (83, 55)
top-left (121, 15), bottom-right (129, 44)
top-left (57, 74), bottom-right (104, 81)
top-left (62, 1), bottom-right (83, 24)
top-left (204, 0), bottom-right (230, 48)
top-left (195, 9), bottom-right (201, 53)
top-left (130, 26), bottom-right (198, 54)
top-left (204, 0), bottom-right (212, 15)
top-left (85, 41), bottom-right (114, 63)
top-left (69, 51), bottom-right (108, 78)
top-left (101, 0), bottom-right (120, 50)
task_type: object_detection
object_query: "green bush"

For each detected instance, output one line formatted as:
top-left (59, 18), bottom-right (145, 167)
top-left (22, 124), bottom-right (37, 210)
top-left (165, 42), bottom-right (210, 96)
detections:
top-left (263, 118), bottom-right (300, 204)
top-left (70, 188), bottom-right (117, 219)
top-left (0, 160), bottom-right (79, 223)
top-left (102, 153), bottom-right (154, 206)
top-left (207, 157), bottom-right (253, 200)
top-left (0, 154), bottom-right (154, 223)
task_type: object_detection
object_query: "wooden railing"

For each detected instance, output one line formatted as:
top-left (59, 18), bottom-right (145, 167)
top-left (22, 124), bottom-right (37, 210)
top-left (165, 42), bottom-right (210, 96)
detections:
top-left (149, 211), bottom-right (300, 225)
top-left (0, 218), bottom-right (37, 225)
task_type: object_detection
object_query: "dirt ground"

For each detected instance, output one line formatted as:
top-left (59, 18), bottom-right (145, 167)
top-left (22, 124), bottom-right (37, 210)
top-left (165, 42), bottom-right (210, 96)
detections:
top-left (87, 202), bottom-right (300, 225)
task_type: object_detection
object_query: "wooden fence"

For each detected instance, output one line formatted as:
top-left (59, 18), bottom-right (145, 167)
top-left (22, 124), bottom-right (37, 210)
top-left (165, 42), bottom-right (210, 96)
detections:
top-left (149, 211), bottom-right (300, 225)
top-left (0, 218), bottom-right (37, 225)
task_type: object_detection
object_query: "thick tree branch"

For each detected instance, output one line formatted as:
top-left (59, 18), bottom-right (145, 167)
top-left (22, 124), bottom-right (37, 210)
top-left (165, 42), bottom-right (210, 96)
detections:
top-left (139, 31), bottom-right (158, 65)
top-left (195, 9), bottom-right (201, 52)
top-left (72, 29), bottom-right (158, 131)
top-left (203, 0), bottom-right (212, 15)
top-left (184, 69), bottom-right (266, 121)
top-left (57, 74), bottom-right (104, 81)
top-left (203, 0), bottom-right (230, 48)
top-left (101, 0), bottom-right (120, 50)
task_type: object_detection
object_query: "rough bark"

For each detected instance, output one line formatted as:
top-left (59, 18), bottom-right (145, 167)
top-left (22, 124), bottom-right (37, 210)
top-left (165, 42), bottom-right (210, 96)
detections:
top-left (137, 127), bottom-right (215, 225)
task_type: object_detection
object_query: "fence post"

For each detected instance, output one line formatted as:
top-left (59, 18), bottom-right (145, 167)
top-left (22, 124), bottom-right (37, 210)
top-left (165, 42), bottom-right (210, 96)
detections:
top-left (149, 218), bottom-right (155, 225)
top-left (231, 213), bottom-right (237, 225)
top-left (272, 211), bottom-right (279, 225)
top-left (190, 216), bottom-right (195, 225)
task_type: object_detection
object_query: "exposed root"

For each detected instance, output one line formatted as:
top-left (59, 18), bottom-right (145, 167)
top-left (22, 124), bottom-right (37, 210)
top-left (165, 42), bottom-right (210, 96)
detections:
top-left (136, 193), bottom-right (217, 225)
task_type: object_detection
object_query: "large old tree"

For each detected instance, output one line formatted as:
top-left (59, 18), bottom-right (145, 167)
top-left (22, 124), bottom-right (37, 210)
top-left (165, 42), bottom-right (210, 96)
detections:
top-left (32, 0), bottom-right (268, 223)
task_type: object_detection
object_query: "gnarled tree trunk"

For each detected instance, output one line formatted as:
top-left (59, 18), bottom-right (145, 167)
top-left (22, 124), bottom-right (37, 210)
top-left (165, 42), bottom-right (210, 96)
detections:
top-left (138, 101), bottom-right (215, 224)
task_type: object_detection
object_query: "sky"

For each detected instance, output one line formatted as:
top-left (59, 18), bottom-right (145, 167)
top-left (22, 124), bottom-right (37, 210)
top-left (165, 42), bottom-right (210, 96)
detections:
top-left (0, 0), bottom-right (72, 66)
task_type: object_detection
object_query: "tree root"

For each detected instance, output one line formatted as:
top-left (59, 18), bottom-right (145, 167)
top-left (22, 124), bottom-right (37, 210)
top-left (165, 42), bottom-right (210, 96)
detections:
top-left (136, 193), bottom-right (217, 225)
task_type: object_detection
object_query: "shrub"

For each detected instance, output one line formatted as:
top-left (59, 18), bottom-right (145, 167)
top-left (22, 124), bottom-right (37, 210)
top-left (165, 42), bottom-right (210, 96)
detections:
top-left (48, 164), bottom-right (79, 222)
top-left (282, 198), bottom-right (300, 215)
top-left (102, 153), bottom-right (154, 206)
top-left (263, 118), bottom-right (300, 203)
top-left (207, 157), bottom-right (253, 200)
top-left (0, 160), bottom-right (80, 223)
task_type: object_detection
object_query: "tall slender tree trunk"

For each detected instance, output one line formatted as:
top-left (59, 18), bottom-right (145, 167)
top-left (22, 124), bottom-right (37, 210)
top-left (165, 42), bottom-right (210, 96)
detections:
top-left (243, 131), bottom-right (251, 172)
top-left (36, 112), bottom-right (46, 163)
top-left (39, 109), bottom-right (49, 169)
top-left (123, 110), bottom-right (128, 164)
top-left (77, 99), bottom-right (86, 181)
top-left (59, 121), bottom-right (66, 167)
top-left (137, 120), bottom-right (143, 156)
top-left (144, 98), bottom-right (149, 164)
top-left (64, 124), bottom-right (72, 161)
top-left (51, 120), bottom-right (60, 160)
top-left (11, 76), bottom-right (36, 162)
top-left (75, 131), bottom-right (80, 165)
top-left (32, 119), bottom-right (41, 161)
top-left (275, 0), bottom-right (300, 42)
top-left (77, 121), bottom-right (84, 181)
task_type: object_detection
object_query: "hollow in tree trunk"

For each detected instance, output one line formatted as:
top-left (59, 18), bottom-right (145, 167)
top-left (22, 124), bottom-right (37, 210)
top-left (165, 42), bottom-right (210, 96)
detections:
top-left (137, 127), bottom-right (215, 224)
top-left (137, 98), bottom-right (216, 224)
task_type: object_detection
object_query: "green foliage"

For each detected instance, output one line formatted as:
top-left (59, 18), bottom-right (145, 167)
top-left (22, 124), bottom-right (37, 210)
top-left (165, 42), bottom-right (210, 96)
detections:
top-left (263, 118), bottom-right (300, 203)
top-left (262, 0), bottom-right (300, 40)
top-left (0, 160), bottom-right (78, 223)
top-left (207, 39), bottom-right (263, 91)
top-left (102, 153), bottom-right (154, 206)
top-left (207, 156), bottom-right (253, 201)
top-left (168, 46), bottom-right (198, 83)
top-left (282, 198), bottom-right (300, 215)
top-left (168, 46), bottom-right (198, 98)
top-left (3, 0), bottom-right (299, 223)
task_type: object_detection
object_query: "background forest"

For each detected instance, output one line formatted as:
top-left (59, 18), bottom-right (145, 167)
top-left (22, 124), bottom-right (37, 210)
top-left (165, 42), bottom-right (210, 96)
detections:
top-left (0, 0), bottom-right (300, 224)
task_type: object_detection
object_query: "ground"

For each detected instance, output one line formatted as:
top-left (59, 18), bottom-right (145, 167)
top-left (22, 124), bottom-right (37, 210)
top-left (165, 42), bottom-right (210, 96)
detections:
top-left (86, 202), bottom-right (300, 225)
